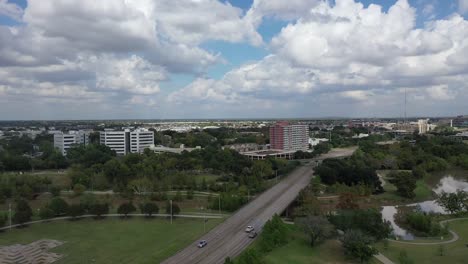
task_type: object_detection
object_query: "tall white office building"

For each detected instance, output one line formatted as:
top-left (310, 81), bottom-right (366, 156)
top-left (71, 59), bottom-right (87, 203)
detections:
top-left (100, 130), bottom-right (128, 155)
top-left (100, 128), bottom-right (154, 155)
top-left (130, 129), bottom-right (154, 153)
top-left (54, 130), bottom-right (90, 156)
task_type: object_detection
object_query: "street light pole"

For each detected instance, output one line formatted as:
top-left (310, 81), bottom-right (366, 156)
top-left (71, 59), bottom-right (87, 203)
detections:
top-left (8, 203), bottom-right (11, 229)
top-left (203, 207), bottom-right (206, 232)
top-left (218, 195), bottom-right (221, 215)
top-left (170, 199), bottom-right (173, 224)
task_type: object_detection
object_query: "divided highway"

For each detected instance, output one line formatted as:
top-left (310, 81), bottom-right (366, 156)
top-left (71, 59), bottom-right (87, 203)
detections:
top-left (161, 147), bottom-right (356, 264)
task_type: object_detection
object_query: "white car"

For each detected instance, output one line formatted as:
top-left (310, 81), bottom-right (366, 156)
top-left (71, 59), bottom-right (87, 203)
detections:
top-left (198, 240), bottom-right (207, 248)
top-left (245, 226), bottom-right (254, 233)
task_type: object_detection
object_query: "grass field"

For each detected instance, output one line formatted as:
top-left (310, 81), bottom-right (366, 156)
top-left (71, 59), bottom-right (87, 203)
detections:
top-left (248, 224), bottom-right (355, 264)
top-left (0, 217), bottom-right (222, 264)
top-left (375, 219), bottom-right (468, 264)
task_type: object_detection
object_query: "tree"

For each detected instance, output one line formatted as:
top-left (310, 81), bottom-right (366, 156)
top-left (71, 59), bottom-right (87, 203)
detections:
top-left (336, 192), bottom-right (359, 210)
top-left (340, 229), bottom-right (377, 263)
top-left (186, 189), bottom-right (194, 200)
top-left (13, 199), bottom-right (33, 225)
top-left (73, 183), bottom-right (86, 196)
top-left (39, 207), bottom-right (55, 220)
top-left (140, 202), bottom-right (159, 217)
top-left (117, 202), bottom-right (136, 218)
top-left (258, 214), bottom-right (287, 252)
top-left (329, 209), bottom-right (391, 241)
top-left (388, 171), bottom-right (416, 199)
top-left (174, 190), bottom-right (183, 202)
top-left (90, 203), bottom-right (109, 219)
top-left (67, 204), bottom-right (85, 219)
top-left (128, 177), bottom-right (153, 195)
top-left (237, 249), bottom-right (264, 264)
top-left (437, 191), bottom-right (468, 215)
top-left (296, 215), bottom-right (333, 247)
top-left (49, 197), bottom-right (69, 216)
top-left (165, 201), bottom-right (180, 217)
top-left (0, 213), bottom-right (7, 228)
top-left (398, 250), bottom-right (414, 264)
top-left (50, 186), bottom-right (61, 197)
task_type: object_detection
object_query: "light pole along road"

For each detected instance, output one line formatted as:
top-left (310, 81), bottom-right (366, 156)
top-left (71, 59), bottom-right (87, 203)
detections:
top-left (161, 147), bottom-right (357, 264)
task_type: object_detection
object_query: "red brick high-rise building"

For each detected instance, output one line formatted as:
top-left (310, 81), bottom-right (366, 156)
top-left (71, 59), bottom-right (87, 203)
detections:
top-left (269, 121), bottom-right (308, 151)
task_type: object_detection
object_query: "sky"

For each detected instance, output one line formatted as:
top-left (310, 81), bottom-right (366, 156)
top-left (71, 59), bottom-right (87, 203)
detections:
top-left (0, 0), bottom-right (467, 120)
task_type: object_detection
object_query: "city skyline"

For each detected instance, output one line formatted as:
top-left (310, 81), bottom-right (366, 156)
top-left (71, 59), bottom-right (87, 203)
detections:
top-left (1, 0), bottom-right (468, 120)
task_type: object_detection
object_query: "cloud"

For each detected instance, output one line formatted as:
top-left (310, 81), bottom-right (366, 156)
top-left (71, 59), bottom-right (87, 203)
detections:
top-left (0, 0), bottom-right (23, 21)
top-left (171, 0), bottom-right (468, 117)
top-left (460, 0), bottom-right (468, 14)
top-left (245, 0), bottom-right (321, 27)
top-left (154, 0), bottom-right (262, 46)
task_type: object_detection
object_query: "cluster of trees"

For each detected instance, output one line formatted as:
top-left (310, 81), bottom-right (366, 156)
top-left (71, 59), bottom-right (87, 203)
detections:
top-left (437, 190), bottom-right (468, 215)
top-left (10, 196), bottom-right (180, 227)
top-left (315, 150), bottom-right (383, 194)
top-left (154, 127), bottom-right (268, 148)
top-left (0, 134), bottom-right (68, 171)
top-left (0, 173), bottom-right (52, 201)
top-left (387, 171), bottom-right (417, 199)
top-left (396, 210), bottom-right (447, 237)
top-left (329, 209), bottom-right (392, 241)
top-left (360, 135), bottom-right (468, 176)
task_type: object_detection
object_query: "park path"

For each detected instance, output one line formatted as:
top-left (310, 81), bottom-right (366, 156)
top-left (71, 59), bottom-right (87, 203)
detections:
top-left (388, 217), bottom-right (468, 245)
top-left (0, 213), bottom-right (225, 231)
top-left (374, 253), bottom-right (395, 264)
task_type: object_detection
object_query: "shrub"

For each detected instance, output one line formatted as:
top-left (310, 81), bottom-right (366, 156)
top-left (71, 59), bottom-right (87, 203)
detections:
top-left (73, 184), bottom-right (86, 196)
top-left (140, 202), bottom-right (159, 217)
top-left (49, 197), bottom-right (69, 216)
top-left (90, 203), bottom-right (109, 219)
top-left (13, 199), bottom-right (32, 225)
top-left (39, 207), bottom-right (55, 220)
top-left (50, 186), bottom-right (61, 197)
top-left (68, 204), bottom-right (85, 219)
top-left (117, 202), bottom-right (136, 217)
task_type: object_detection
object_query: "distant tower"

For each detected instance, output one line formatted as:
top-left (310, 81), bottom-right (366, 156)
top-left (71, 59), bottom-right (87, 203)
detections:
top-left (404, 87), bottom-right (407, 124)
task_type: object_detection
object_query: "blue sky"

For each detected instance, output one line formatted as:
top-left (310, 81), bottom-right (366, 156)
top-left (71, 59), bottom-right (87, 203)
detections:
top-left (0, 0), bottom-right (467, 119)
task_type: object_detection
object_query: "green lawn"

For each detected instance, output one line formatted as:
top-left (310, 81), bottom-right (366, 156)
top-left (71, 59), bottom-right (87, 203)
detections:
top-left (0, 217), bottom-right (222, 264)
top-left (193, 174), bottom-right (220, 184)
top-left (375, 219), bottom-right (468, 264)
top-left (250, 225), bottom-right (354, 264)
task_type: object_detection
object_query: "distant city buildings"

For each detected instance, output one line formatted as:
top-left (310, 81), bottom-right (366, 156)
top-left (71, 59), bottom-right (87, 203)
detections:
top-left (100, 128), bottom-right (154, 155)
top-left (150, 144), bottom-right (201, 154)
top-left (54, 130), bottom-right (91, 156)
top-left (453, 115), bottom-right (468, 128)
top-left (418, 119), bottom-right (429, 134)
top-left (269, 121), bottom-right (309, 151)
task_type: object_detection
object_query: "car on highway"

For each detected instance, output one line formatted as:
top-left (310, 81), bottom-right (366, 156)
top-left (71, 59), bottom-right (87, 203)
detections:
top-left (248, 231), bottom-right (257, 238)
top-left (245, 226), bottom-right (254, 233)
top-left (197, 240), bottom-right (207, 248)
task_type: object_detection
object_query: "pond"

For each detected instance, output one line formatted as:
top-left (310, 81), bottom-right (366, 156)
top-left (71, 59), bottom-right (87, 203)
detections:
top-left (382, 171), bottom-right (468, 240)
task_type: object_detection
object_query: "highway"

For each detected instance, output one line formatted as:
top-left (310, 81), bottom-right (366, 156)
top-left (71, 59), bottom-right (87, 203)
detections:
top-left (161, 147), bottom-right (356, 264)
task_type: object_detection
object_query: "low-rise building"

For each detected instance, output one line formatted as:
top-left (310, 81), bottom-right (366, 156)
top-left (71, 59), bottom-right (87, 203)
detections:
top-left (100, 128), bottom-right (154, 155)
top-left (54, 130), bottom-right (91, 156)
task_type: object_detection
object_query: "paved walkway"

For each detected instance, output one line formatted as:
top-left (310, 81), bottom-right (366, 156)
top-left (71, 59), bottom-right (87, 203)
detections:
top-left (374, 253), bottom-right (395, 264)
top-left (0, 213), bottom-right (225, 231)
